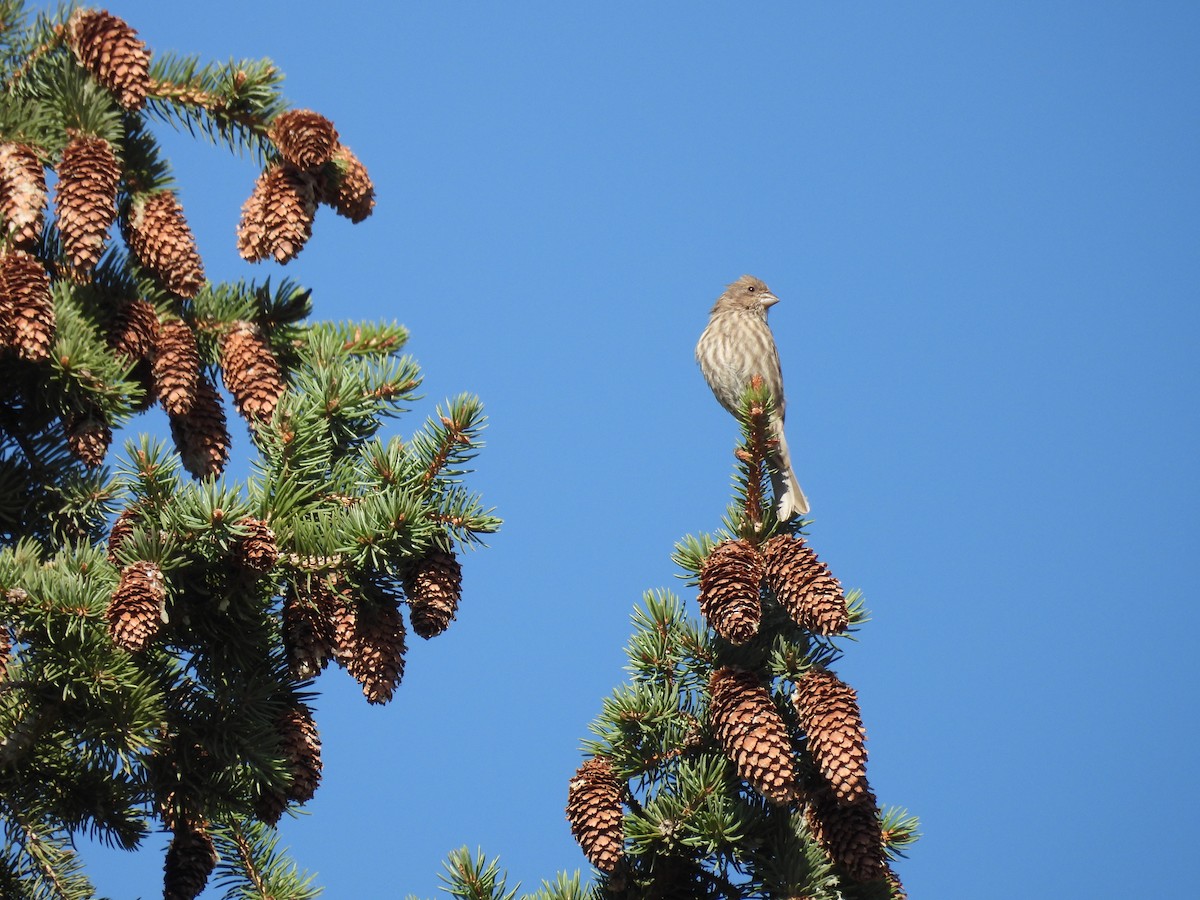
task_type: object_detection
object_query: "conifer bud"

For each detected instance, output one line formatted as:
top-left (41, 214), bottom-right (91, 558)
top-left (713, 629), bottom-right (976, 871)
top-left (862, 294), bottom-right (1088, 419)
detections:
top-left (566, 757), bottom-right (625, 873)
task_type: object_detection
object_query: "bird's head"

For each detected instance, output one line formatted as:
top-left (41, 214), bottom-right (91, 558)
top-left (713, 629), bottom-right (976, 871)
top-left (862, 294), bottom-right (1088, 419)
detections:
top-left (715, 274), bottom-right (779, 315)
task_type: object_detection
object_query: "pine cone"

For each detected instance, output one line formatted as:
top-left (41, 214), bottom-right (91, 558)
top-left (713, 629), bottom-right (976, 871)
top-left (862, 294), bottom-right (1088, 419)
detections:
top-left (124, 192), bottom-right (205, 298)
top-left (404, 548), bottom-right (462, 639)
top-left (220, 322), bottom-right (285, 423)
top-left (566, 757), bottom-right (624, 873)
top-left (270, 109), bottom-right (338, 170)
top-left (885, 866), bottom-right (907, 900)
top-left (236, 163), bottom-right (317, 263)
top-left (762, 534), bottom-right (849, 635)
top-left (66, 9), bottom-right (150, 111)
top-left (107, 504), bottom-right (141, 564)
top-left (708, 667), bottom-right (798, 805)
top-left (54, 134), bottom-right (121, 274)
top-left (317, 143), bottom-right (374, 222)
top-left (698, 539), bottom-right (764, 645)
top-left (333, 585), bottom-right (407, 704)
top-left (0, 623), bottom-right (11, 681)
top-left (162, 823), bottom-right (217, 900)
top-left (65, 407), bottom-right (111, 467)
top-left (108, 561), bottom-right (166, 652)
top-left (233, 516), bottom-right (278, 574)
top-left (168, 374), bottom-right (230, 479)
top-left (0, 250), bottom-right (55, 360)
top-left (804, 782), bottom-right (886, 883)
top-left (108, 298), bottom-right (159, 362)
top-left (793, 668), bottom-right (869, 804)
top-left (278, 705), bottom-right (322, 803)
top-left (283, 576), bottom-right (337, 679)
top-left (0, 142), bottom-right (47, 249)
top-left (152, 319), bottom-right (201, 416)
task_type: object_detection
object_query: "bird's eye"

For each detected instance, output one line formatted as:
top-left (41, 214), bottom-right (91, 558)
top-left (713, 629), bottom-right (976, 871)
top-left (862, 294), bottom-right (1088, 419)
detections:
top-left (747, 285), bottom-right (756, 292)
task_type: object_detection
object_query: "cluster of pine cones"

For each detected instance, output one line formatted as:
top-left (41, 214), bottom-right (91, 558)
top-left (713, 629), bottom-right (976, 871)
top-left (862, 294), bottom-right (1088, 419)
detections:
top-left (0, 9), bottom-right (375, 475)
top-left (567, 534), bottom-right (902, 893)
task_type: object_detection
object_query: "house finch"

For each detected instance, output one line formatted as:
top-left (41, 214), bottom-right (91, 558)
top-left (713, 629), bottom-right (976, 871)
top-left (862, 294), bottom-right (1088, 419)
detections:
top-left (695, 275), bottom-right (810, 519)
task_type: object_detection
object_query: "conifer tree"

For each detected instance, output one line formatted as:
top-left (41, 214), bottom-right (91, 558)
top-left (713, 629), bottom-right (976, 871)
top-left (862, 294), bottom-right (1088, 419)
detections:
top-left (0, 3), bottom-right (497, 897)
top-left (438, 379), bottom-right (916, 900)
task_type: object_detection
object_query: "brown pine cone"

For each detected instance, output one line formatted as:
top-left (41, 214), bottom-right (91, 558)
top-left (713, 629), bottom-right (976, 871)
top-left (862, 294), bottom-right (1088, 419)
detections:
top-left (125, 192), bottom-right (205, 298)
top-left (66, 9), bottom-right (150, 111)
top-left (0, 250), bottom-right (55, 361)
top-left (162, 822), bottom-right (217, 900)
top-left (54, 134), bottom-right (120, 274)
top-left (403, 548), bottom-right (462, 639)
top-left (317, 143), bottom-right (374, 222)
top-left (236, 163), bottom-right (317, 263)
top-left (108, 298), bottom-right (159, 363)
top-left (566, 757), bottom-right (624, 873)
top-left (270, 110), bottom-right (338, 170)
top-left (0, 142), bottom-right (47, 249)
top-left (221, 322), bottom-right (285, 423)
top-left (333, 586), bottom-right (407, 704)
top-left (762, 534), bottom-right (849, 635)
top-left (804, 781), bottom-right (886, 883)
top-left (107, 505), bottom-right (141, 564)
top-left (278, 704), bottom-right (322, 803)
top-left (65, 407), bottom-right (111, 467)
top-left (152, 319), bottom-right (201, 416)
top-left (698, 539), bottom-right (764, 645)
top-left (793, 668), bottom-right (869, 804)
top-left (107, 561), bottom-right (166, 652)
top-left (708, 667), bottom-right (798, 805)
top-left (283, 576), bottom-right (337, 679)
top-left (168, 374), bottom-right (230, 479)
top-left (233, 517), bottom-right (278, 574)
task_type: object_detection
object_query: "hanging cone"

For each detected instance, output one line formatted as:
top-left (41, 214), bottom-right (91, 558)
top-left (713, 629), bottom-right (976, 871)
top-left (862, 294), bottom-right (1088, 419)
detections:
top-left (697, 539), bottom-right (764, 645)
top-left (762, 534), bottom-right (849, 636)
top-left (54, 134), bottom-right (121, 274)
top-left (152, 318), bottom-right (201, 416)
top-left (332, 585), bottom-right (407, 704)
top-left (65, 9), bottom-right (150, 111)
top-left (885, 866), bottom-right (907, 900)
top-left (0, 623), bottom-right (11, 681)
top-left (233, 516), bottom-right (278, 574)
top-left (108, 297), bottom-right (159, 363)
top-left (236, 162), bottom-right (317, 263)
top-left (168, 374), bottom-right (230, 479)
top-left (124, 191), bottom-right (205, 298)
top-left (65, 407), bottom-right (111, 467)
top-left (317, 143), bottom-right (375, 222)
top-left (708, 667), bottom-right (798, 806)
top-left (270, 109), bottom-right (338, 170)
top-left (403, 548), bottom-right (462, 639)
top-left (0, 250), bottom-right (55, 361)
top-left (107, 504), bottom-right (141, 564)
top-left (566, 757), bottom-right (624, 874)
top-left (804, 782), bottom-right (886, 883)
top-left (792, 668), bottom-right (869, 804)
top-left (282, 576), bottom-right (337, 679)
top-left (162, 822), bottom-right (217, 900)
top-left (107, 561), bottom-right (166, 652)
top-left (0, 142), bottom-right (47, 249)
top-left (278, 704), bottom-right (322, 803)
top-left (220, 322), bottom-right (285, 423)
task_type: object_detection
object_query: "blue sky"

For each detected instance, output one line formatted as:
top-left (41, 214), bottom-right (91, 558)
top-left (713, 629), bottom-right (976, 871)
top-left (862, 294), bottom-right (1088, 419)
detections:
top-left (65, 1), bottom-right (1200, 897)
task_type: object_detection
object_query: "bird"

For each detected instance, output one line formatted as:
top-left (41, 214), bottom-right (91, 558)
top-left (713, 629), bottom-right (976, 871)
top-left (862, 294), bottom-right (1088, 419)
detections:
top-left (695, 274), bottom-right (810, 519)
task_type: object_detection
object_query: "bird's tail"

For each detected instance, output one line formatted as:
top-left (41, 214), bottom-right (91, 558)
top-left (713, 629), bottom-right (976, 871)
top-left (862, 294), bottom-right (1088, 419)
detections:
top-left (769, 423), bottom-right (810, 519)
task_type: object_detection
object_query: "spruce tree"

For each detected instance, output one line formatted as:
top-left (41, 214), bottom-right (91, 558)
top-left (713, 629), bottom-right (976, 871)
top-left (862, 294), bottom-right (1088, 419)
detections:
top-left (439, 380), bottom-right (916, 900)
top-left (0, 3), bottom-right (497, 897)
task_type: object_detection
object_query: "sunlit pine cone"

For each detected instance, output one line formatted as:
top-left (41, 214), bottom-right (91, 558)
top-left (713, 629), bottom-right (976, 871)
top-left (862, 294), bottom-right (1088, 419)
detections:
top-left (317, 143), bottom-right (374, 223)
top-left (107, 561), bottom-right (166, 652)
top-left (65, 407), bottom-right (111, 467)
top-left (278, 704), bottom-right (322, 803)
top-left (233, 516), bottom-right (278, 574)
top-left (167, 374), bottom-right (230, 479)
top-left (697, 539), bottom-right (764, 645)
top-left (107, 504), bottom-right (141, 564)
top-left (220, 322), bottom-right (285, 423)
top-left (566, 757), bottom-right (624, 874)
top-left (152, 319), bottom-right (201, 416)
top-left (124, 191), bottom-right (205, 298)
top-left (283, 576), bottom-right (337, 679)
top-left (65, 9), bottom-right (150, 111)
top-left (236, 162), bottom-right (317, 263)
top-left (762, 534), bottom-right (849, 635)
top-left (162, 822), bottom-right (217, 900)
top-left (270, 109), bottom-right (338, 169)
top-left (793, 668), bottom-right (869, 804)
top-left (708, 667), bottom-right (798, 806)
top-left (0, 142), bottom-right (47, 249)
top-left (108, 298), bottom-right (159, 362)
top-left (0, 250), bottom-right (54, 360)
top-left (54, 134), bottom-right (120, 274)
top-left (334, 585), bottom-right (407, 704)
top-left (403, 548), bottom-right (462, 639)
top-left (804, 781), bottom-right (886, 883)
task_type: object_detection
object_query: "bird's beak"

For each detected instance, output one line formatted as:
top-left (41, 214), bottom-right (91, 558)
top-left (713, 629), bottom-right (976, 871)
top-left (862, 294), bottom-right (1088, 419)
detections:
top-left (761, 293), bottom-right (780, 309)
